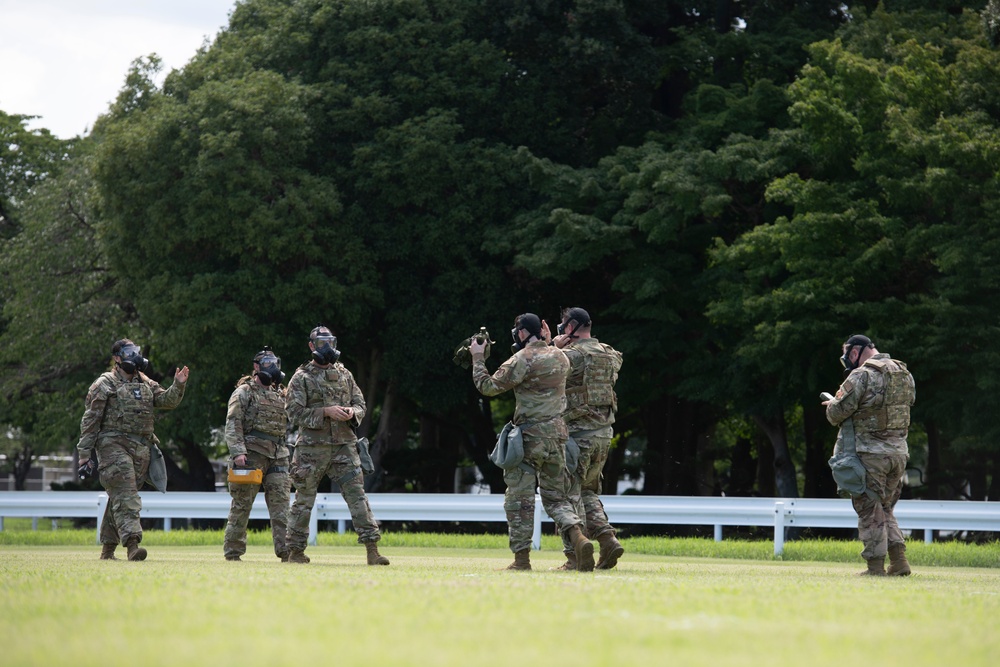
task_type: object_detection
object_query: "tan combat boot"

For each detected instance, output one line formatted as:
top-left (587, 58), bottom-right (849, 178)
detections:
top-left (286, 548), bottom-right (310, 564)
top-left (887, 543), bottom-right (911, 576)
top-left (595, 533), bottom-right (625, 570)
top-left (567, 525), bottom-right (595, 572)
top-left (100, 543), bottom-right (118, 560)
top-left (859, 556), bottom-right (886, 576)
top-left (553, 552), bottom-right (577, 571)
top-left (505, 548), bottom-right (531, 571)
top-left (125, 536), bottom-right (147, 562)
top-left (365, 541), bottom-right (390, 566)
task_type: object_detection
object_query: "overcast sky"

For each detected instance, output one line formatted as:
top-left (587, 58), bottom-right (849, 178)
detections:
top-left (0, 0), bottom-right (236, 139)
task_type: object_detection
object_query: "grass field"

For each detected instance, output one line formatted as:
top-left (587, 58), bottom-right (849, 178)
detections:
top-left (2, 531), bottom-right (998, 667)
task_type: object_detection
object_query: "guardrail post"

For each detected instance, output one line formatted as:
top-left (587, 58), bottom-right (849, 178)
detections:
top-left (714, 525), bottom-right (722, 542)
top-left (0, 517), bottom-right (4, 531)
top-left (32, 517), bottom-right (38, 531)
top-left (925, 529), bottom-right (933, 544)
top-left (532, 495), bottom-right (542, 551)
top-left (163, 517), bottom-right (172, 532)
top-left (773, 501), bottom-right (785, 557)
top-left (337, 519), bottom-right (346, 534)
top-left (96, 494), bottom-right (108, 545)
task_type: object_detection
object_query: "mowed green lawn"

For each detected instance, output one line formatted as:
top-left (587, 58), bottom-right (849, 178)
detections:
top-left (1, 542), bottom-right (997, 667)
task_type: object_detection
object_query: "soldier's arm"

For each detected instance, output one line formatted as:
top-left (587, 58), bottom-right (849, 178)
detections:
top-left (285, 372), bottom-right (326, 429)
top-left (825, 371), bottom-right (866, 426)
top-left (224, 386), bottom-right (249, 459)
top-left (347, 372), bottom-right (366, 425)
top-left (472, 353), bottom-right (527, 397)
top-left (77, 377), bottom-right (111, 457)
top-left (151, 373), bottom-right (186, 410)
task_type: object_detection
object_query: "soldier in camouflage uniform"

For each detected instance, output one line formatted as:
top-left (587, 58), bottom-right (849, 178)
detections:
top-left (284, 326), bottom-right (389, 565)
top-left (552, 307), bottom-right (625, 571)
top-left (824, 334), bottom-right (916, 576)
top-left (76, 339), bottom-right (189, 561)
top-left (469, 313), bottom-right (595, 572)
top-left (223, 347), bottom-right (291, 562)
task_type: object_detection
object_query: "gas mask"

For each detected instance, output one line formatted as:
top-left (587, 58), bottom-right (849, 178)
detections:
top-left (840, 349), bottom-right (858, 372)
top-left (840, 335), bottom-right (872, 373)
top-left (557, 307), bottom-right (591, 338)
top-left (510, 313), bottom-right (542, 353)
top-left (118, 344), bottom-right (148, 374)
top-left (255, 350), bottom-right (284, 386)
top-left (311, 333), bottom-right (341, 365)
top-left (510, 326), bottom-right (525, 354)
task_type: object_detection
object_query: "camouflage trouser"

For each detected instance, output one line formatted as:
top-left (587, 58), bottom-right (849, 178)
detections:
top-left (286, 443), bottom-right (380, 551)
top-left (224, 451), bottom-right (291, 559)
top-left (853, 450), bottom-right (908, 560)
top-left (96, 436), bottom-right (151, 547)
top-left (561, 430), bottom-right (616, 554)
top-left (504, 424), bottom-right (583, 554)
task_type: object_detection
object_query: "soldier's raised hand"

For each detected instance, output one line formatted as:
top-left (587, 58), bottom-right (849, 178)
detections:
top-left (175, 366), bottom-right (190, 384)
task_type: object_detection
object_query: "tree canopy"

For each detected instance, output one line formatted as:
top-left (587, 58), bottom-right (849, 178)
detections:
top-left (4, 0), bottom-right (999, 501)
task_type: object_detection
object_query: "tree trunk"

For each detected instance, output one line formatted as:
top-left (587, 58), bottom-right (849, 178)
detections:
top-left (354, 347), bottom-right (382, 439)
top-left (988, 452), bottom-right (1000, 501)
top-left (925, 420), bottom-right (943, 499)
top-left (364, 379), bottom-right (413, 492)
top-left (695, 426), bottom-right (718, 496)
top-left (755, 428), bottom-right (775, 496)
top-left (641, 395), bottom-right (703, 495)
top-left (727, 436), bottom-right (756, 496)
top-left (161, 437), bottom-right (216, 491)
top-left (463, 397), bottom-right (505, 494)
top-left (12, 441), bottom-right (33, 491)
top-left (802, 403), bottom-right (837, 498)
top-left (752, 411), bottom-right (798, 498)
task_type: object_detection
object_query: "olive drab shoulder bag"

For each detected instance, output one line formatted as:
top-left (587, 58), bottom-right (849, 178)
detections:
top-left (828, 419), bottom-right (878, 501)
top-left (490, 422), bottom-right (533, 474)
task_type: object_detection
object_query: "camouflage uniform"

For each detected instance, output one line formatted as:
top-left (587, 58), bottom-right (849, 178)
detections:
top-left (284, 360), bottom-right (380, 550)
top-left (224, 377), bottom-right (291, 560)
top-left (559, 338), bottom-right (623, 555)
top-left (826, 353), bottom-right (915, 560)
top-left (76, 366), bottom-right (186, 549)
top-left (473, 340), bottom-right (584, 553)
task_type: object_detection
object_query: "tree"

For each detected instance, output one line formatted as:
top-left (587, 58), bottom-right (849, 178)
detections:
top-left (0, 111), bottom-right (68, 237)
top-left (710, 4), bottom-right (1000, 499)
top-left (0, 131), bottom-right (140, 486)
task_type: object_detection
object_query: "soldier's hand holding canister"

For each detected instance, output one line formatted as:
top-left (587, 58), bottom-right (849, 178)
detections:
top-left (323, 405), bottom-right (355, 421)
top-left (469, 337), bottom-right (487, 357)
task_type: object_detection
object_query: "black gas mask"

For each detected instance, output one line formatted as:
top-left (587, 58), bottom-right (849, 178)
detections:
top-left (311, 332), bottom-right (341, 365)
top-left (254, 348), bottom-right (284, 386)
top-left (557, 307), bottom-right (591, 338)
top-left (840, 334), bottom-right (873, 373)
top-left (510, 313), bottom-right (542, 353)
top-left (118, 344), bottom-right (148, 374)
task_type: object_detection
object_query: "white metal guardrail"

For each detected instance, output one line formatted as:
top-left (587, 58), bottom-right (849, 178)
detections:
top-left (1, 491), bottom-right (998, 555)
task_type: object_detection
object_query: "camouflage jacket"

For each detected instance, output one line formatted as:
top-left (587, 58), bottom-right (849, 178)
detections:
top-left (76, 365), bottom-right (186, 454)
top-left (225, 376), bottom-right (289, 459)
top-left (826, 353), bottom-right (915, 455)
top-left (472, 340), bottom-right (569, 430)
top-left (562, 337), bottom-right (622, 433)
top-left (285, 361), bottom-right (366, 447)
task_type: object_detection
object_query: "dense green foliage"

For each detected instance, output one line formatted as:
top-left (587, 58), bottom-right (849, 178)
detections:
top-left (2, 1), bottom-right (999, 500)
